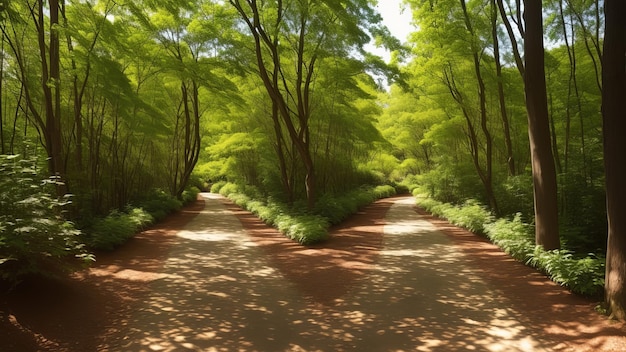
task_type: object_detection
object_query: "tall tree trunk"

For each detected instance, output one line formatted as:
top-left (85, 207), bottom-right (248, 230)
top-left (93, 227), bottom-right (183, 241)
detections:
top-left (460, 0), bottom-right (499, 214)
top-left (0, 33), bottom-right (4, 154)
top-left (31, 0), bottom-right (66, 193)
top-left (566, 0), bottom-right (602, 93)
top-left (524, 0), bottom-right (560, 250)
top-left (602, 0), bottom-right (626, 321)
top-left (230, 0), bottom-right (317, 208)
top-left (271, 101), bottom-right (294, 203)
top-left (492, 0), bottom-right (516, 176)
top-left (496, 0), bottom-right (525, 78)
top-left (48, 0), bottom-right (64, 179)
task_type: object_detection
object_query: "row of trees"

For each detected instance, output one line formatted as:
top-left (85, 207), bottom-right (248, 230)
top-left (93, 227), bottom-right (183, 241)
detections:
top-left (0, 0), bottom-right (399, 218)
top-left (0, 0), bottom-right (240, 219)
top-left (377, 0), bottom-right (624, 319)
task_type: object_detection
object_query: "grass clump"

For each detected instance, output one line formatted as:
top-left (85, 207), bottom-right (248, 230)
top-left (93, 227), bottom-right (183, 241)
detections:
top-left (416, 196), bottom-right (492, 233)
top-left (275, 214), bottom-right (329, 245)
top-left (85, 208), bottom-right (154, 251)
top-left (137, 189), bottom-right (182, 222)
top-left (85, 185), bottom-right (200, 251)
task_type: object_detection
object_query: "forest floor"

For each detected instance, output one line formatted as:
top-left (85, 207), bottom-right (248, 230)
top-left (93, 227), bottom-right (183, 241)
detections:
top-left (0, 193), bottom-right (624, 351)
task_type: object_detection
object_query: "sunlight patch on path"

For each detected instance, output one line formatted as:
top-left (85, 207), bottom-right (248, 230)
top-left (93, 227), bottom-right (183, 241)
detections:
top-left (339, 196), bottom-right (548, 352)
top-left (103, 194), bottom-right (555, 351)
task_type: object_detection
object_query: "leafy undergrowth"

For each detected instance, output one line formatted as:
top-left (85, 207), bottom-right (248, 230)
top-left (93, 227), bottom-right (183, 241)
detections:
top-left (83, 187), bottom-right (201, 251)
top-left (211, 182), bottom-right (398, 245)
top-left (415, 193), bottom-right (605, 298)
top-left (0, 155), bottom-right (93, 284)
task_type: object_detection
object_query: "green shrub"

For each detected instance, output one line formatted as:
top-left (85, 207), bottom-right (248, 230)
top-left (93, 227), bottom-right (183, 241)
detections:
top-left (373, 185), bottom-right (396, 199)
top-left (314, 194), bottom-right (347, 225)
top-left (138, 189), bottom-right (182, 221)
top-left (286, 215), bottom-right (329, 244)
top-left (484, 214), bottom-right (535, 261)
top-left (85, 206), bottom-right (156, 251)
top-left (126, 208), bottom-right (154, 229)
top-left (245, 200), bottom-right (264, 214)
top-left (224, 184), bottom-right (396, 245)
top-left (526, 248), bottom-right (605, 297)
top-left (255, 204), bottom-right (280, 226)
top-left (218, 182), bottom-right (239, 197)
top-left (181, 186), bottom-right (201, 204)
top-left (84, 188), bottom-right (193, 251)
top-left (86, 211), bottom-right (137, 251)
top-left (229, 193), bottom-right (250, 208)
top-left (400, 174), bottom-right (420, 194)
top-left (275, 214), bottom-right (329, 244)
top-left (443, 200), bottom-right (493, 234)
top-left (0, 155), bottom-right (92, 282)
top-left (210, 181), bottom-right (227, 193)
top-left (422, 196), bottom-right (605, 298)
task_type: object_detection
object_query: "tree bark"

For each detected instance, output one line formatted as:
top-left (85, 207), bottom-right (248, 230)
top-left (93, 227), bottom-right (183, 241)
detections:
top-left (496, 0), bottom-right (525, 78)
top-left (0, 33), bottom-right (4, 154)
top-left (230, 0), bottom-right (317, 208)
top-left (524, 0), bottom-right (560, 250)
top-left (491, 0), bottom-right (516, 176)
top-left (460, 0), bottom-right (498, 214)
top-left (602, 0), bottom-right (626, 321)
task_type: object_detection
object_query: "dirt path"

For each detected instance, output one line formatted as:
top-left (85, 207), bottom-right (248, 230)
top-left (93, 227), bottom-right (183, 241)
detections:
top-left (1, 193), bottom-right (624, 351)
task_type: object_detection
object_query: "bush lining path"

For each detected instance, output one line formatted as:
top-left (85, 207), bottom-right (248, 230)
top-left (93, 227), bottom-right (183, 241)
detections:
top-left (1, 193), bottom-right (624, 351)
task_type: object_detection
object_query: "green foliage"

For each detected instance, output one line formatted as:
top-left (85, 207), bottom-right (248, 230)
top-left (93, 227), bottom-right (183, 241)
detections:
top-left (137, 189), bottom-right (183, 222)
top-left (445, 200), bottom-right (494, 234)
top-left (222, 184), bottom-right (396, 244)
top-left (483, 214), bottom-right (536, 261)
top-left (0, 155), bottom-right (93, 282)
top-left (228, 192), bottom-right (251, 209)
top-left (526, 248), bottom-right (605, 297)
top-left (495, 175), bottom-right (535, 221)
top-left (314, 194), bottom-right (351, 225)
top-left (218, 182), bottom-right (240, 197)
top-left (373, 185), bottom-right (397, 198)
top-left (210, 181), bottom-right (227, 193)
top-left (86, 210), bottom-right (146, 251)
top-left (315, 185), bottom-right (397, 225)
top-left (419, 195), bottom-right (605, 297)
top-left (84, 188), bottom-right (189, 251)
top-left (274, 214), bottom-right (330, 245)
top-left (181, 186), bottom-right (201, 205)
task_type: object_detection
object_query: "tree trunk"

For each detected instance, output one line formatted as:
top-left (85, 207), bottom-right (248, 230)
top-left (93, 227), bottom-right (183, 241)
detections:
top-left (0, 34), bottom-right (4, 154)
top-left (460, 0), bottom-right (499, 214)
top-left (271, 101), bottom-right (294, 203)
top-left (602, 0), bottom-right (626, 321)
top-left (496, 0), bottom-right (525, 78)
top-left (492, 0), bottom-right (515, 176)
top-left (230, 0), bottom-right (317, 208)
top-left (524, 0), bottom-right (560, 250)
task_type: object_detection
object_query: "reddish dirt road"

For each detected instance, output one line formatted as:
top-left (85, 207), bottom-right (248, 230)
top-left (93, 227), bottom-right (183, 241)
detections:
top-left (0, 194), bottom-right (624, 351)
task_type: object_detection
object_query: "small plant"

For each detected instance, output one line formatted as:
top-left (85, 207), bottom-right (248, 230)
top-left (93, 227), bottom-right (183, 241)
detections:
top-left (138, 189), bottom-right (182, 221)
top-left (526, 248), bottom-right (605, 297)
top-left (84, 188), bottom-right (191, 251)
top-left (210, 181), bottom-right (227, 193)
top-left (218, 182), bottom-right (240, 197)
top-left (181, 186), bottom-right (201, 204)
top-left (0, 155), bottom-right (93, 282)
top-left (86, 211), bottom-right (138, 251)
